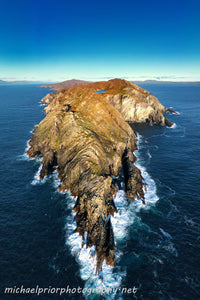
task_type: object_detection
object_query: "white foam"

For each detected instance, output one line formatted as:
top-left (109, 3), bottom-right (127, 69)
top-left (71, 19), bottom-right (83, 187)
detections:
top-left (65, 194), bottom-right (125, 298)
top-left (165, 124), bottom-right (186, 139)
top-left (168, 123), bottom-right (177, 129)
top-left (147, 149), bottom-right (152, 159)
top-left (134, 134), bottom-right (159, 211)
top-left (25, 139), bottom-right (31, 152)
top-left (17, 153), bottom-right (30, 161)
top-left (162, 242), bottom-right (178, 257)
top-left (16, 139), bottom-right (33, 161)
top-left (112, 190), bottom-right (136, 240)
top-left (169, 107), bottom-right (180, 115)
top-left (50, 169), bottom-right (62, 189)
top-left (31, 163), bottom-right (63, 187)
top-left (64, 133), bottom-right (160, 297)
top-left (159, 228), bottom-right (172, 239)
top-left (156, 236), bottom-right (178, 257)
top-left (31, 162), bottom-right (47, 185)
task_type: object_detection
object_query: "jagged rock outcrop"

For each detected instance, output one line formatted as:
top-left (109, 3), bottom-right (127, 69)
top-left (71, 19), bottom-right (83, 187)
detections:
top-left (28, 79), bottom-right (173, 272)
top-left (28, 80), bottom-right (146, 272)
top-left (122, 148), bottom-right (146, 203)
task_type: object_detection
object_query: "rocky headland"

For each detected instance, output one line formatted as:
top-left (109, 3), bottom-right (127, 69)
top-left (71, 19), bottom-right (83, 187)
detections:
top-left (28, 79), bottom-right (174, 272)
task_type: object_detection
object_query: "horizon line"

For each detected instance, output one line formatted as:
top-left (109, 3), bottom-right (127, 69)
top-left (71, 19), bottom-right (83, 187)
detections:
top-left (1, 77), bottom-right (200, 84)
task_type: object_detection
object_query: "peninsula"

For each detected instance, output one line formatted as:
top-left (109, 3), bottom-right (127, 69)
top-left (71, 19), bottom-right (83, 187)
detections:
top-left (27, 79), bottom-right (174, 271)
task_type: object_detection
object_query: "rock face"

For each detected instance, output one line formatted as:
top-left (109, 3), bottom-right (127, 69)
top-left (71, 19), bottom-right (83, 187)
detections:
top-left (42, 79), bottom-right (173, 126)
top-left (28, 79), bottom-right (173, 272)
top-left (103, 79), bottom-right (173, 126)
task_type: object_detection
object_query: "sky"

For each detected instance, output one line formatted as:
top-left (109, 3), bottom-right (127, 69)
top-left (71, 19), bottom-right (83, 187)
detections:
top-left (0, 0), bottom-right (200, 82)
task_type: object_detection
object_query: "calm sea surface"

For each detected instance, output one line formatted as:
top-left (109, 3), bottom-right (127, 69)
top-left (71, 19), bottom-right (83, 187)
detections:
top-left (0, 84), bottom-right (200, 299)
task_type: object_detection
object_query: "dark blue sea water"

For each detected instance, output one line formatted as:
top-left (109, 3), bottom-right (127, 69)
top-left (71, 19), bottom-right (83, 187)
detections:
top-left (0, 84), bottom-right (200, 299)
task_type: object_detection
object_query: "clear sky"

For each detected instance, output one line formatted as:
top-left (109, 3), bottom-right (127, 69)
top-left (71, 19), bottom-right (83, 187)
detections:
top-left (0, 0), bottom-right (200, 82)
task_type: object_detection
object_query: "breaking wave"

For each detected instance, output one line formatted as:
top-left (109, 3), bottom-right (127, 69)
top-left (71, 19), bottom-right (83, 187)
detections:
top-left (16, 139), bottom-right (32, 161)
top-left (31, 161), bottom-right (47, 185)
top-left (168, 123), bottom-right (177, 129)
top-left (64, 133), bottom-right (160, 299)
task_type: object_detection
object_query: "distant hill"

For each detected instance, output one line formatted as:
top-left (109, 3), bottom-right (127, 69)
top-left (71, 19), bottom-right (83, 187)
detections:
top-left (1, 78), bottom-right (199, 87)
top-left (0, 80), bottom-right (45, 85)
top-left (133, 80), bottom-right (200, 85)
top-left (41, 79), bottom-right (90, 90)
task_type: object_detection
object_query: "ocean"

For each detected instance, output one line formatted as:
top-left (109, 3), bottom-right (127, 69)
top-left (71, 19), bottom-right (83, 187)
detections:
top-left (0, 84), bottom-right (200, 299)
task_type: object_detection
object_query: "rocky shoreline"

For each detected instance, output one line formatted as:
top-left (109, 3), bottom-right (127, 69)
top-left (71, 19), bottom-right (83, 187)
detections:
top-left (27, 79), bottom-right (174, 272)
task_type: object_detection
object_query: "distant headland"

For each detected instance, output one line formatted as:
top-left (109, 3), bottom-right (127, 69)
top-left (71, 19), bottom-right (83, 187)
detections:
top-left (1, 78), bottom-right (200, 86)
top-left (40, 79), bottom-right (90, 90)
top-left (41, 79), bottom-right (200, 91)
top-left (0, 80), bottom-right (45, 85)
top-left (133, 79), bottom-right (200, 85)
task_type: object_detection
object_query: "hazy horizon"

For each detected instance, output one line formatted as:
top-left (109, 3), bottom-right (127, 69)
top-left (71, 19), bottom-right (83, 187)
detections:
top-left (1, 77), bottom-right (200, 84)
top-left (0, 0), bottom-right (200, 82)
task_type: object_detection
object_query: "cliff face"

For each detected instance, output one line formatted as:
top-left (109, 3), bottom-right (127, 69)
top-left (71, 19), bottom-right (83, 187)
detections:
top-left (28, 80), bottom-right (146, 272)
top-left (42, 79), bottom-right (173, 126)
top-left (28, 79), bottom-right (172, 272)
top-left (105, 81), bottom-right (169, 125)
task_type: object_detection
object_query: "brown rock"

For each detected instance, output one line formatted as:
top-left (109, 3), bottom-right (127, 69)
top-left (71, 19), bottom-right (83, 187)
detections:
top-left (28, 79), bottom-right (172, 271)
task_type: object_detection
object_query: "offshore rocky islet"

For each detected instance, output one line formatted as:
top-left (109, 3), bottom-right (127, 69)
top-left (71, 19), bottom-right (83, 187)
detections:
top-left (27, 78), bottom-right (173, 272)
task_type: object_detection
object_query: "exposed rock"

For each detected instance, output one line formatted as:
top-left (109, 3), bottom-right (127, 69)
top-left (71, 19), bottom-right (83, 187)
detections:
top-left (27, 80), bottom-right (145, 272)
top-left (166, 108), bottom-right (179, 115)
top-left (41, 91), bottom-right (64, 106)
top-left (103, 80), bottom-right (169, 125)
top-left (122, 148), bottom-right (145, 203)
top-left (41, 93), bottom-right (55, 105)
top-left (165, 118), bottom-right (174, 127)
top-left (28, 79), bottom-right (173, 272)
top-left (41, 78), bottom-right (173, 126)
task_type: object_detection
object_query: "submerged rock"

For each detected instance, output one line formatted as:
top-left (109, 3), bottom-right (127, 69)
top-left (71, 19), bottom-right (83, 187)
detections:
top-left (28, 79), bottom-right (172, 272)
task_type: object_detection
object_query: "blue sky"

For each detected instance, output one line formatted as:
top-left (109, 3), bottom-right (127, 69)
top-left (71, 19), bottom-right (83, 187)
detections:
top-left (0, 0), bottom-right (200, 82)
